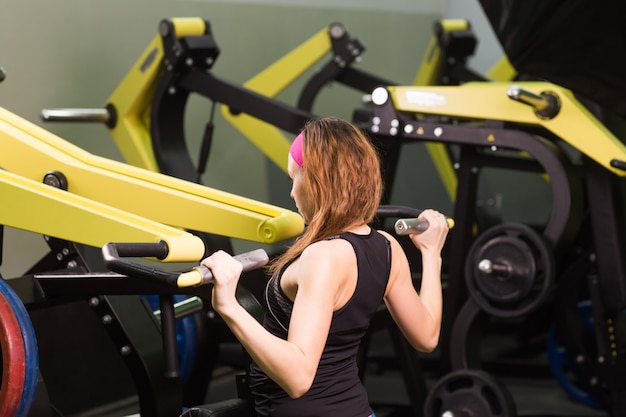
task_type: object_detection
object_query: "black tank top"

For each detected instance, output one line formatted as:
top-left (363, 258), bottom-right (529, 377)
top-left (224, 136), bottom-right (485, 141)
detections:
top-left (249, 228), bottom-right (391, 417)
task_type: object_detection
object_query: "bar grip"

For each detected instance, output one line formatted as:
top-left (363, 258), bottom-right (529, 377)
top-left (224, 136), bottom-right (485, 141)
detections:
top-left (177, 249), bottom-right (269, 287)
top-left (41, 108), bottom-right (111, 123)
top-left (394, 217), bottom-right (455, 235)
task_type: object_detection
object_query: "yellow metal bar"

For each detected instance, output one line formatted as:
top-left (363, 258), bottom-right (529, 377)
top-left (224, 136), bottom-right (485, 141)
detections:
top-left (439, 19), bottom-right (471, 32)
top-left (104, 18), bottom-right (208, 171)
top-left (221, 26), bottom-right (334, 173)
top-left (242, 27), bottom-right (332, 95)
top-left (0, 170), bottom-right (205, 262)
top-left (0, 107), bottom-right (304, 243)
top-left (388, 82), bottom-right (626, 176)
top-left (104, 34), bottom-right (162, 171)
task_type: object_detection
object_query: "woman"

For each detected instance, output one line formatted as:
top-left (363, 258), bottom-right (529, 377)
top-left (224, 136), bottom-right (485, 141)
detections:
top-left (202, 116), bottom-right (449, 416)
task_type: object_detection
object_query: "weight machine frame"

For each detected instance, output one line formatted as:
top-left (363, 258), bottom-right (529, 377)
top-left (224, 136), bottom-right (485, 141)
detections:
top-left (366, 81), bottom-right (626, 416)
top-left (34, 14), bottom-right (624, 415)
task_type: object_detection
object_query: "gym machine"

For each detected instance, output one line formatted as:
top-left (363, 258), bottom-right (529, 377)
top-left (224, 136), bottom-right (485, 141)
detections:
top-left (366, 81), bottom-right (626, 416)
top-left (0, 62), bottom-right (305, 415)
top-left (36, 17), bottom-right (527, 416)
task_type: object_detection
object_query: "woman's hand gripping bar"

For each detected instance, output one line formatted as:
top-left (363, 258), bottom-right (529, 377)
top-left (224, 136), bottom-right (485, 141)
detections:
top-left (177, 249), bottom-right (269, 287)
top-left (394, 217), bottom-right (455, 235)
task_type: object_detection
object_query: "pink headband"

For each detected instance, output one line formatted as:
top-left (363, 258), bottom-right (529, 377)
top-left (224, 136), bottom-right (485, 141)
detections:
top-left (289, 132), bottom-right (304, 168)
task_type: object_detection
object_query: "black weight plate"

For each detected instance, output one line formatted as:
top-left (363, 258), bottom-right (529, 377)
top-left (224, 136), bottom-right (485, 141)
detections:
top-left (465, 223), bottom-right (554, 319)
top-left (424, 369), bottom-right (517, 417)
top-left (474, 235), bottom-right (536, 303)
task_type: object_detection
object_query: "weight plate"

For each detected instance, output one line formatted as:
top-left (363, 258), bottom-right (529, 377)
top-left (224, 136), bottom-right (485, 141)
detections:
top-left (0, 278), bottom-right (39, 417)
top-left (547, 307), bottom-right (605, 411)
top-left (0, 289), bottom-right (26, 417)
top-left (465, 223), bottom-right (555, 318)
top-left (424, 368), bottom-right (517, 417)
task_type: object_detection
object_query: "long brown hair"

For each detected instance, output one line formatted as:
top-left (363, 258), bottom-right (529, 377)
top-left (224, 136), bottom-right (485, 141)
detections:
top-left (267, 116), bottom-right (384, 276)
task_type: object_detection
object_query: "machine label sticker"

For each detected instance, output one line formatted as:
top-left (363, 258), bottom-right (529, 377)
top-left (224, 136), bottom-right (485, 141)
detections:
top-left (405, 91), bottom-right (446, 107)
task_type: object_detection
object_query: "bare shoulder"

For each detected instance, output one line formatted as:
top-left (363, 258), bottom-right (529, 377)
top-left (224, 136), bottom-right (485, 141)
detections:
top-left (297, 237), bottom-right (356, 295)
top-left (301, 237), bottom-right (355, 263)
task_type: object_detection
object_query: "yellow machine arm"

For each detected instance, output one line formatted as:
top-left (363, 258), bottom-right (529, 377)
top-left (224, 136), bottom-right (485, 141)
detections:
top-left (378, 81), bottom-right (626, 177)
top-left (1, 106), bottom-right (304, 244)
top-left (0, 169), bottom-right (204, 262)
top-left (106, 17), bottom-right (208, 171)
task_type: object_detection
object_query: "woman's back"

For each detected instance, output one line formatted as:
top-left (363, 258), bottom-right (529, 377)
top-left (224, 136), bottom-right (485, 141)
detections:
top-left (250, 229), bottom-right (391, 417)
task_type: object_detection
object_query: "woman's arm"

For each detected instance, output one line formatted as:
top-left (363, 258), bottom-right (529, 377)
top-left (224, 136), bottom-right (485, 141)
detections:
top-left (203, 240), bottom-right (346, 398)
top-left (382, 209), bottom-right (449, 352)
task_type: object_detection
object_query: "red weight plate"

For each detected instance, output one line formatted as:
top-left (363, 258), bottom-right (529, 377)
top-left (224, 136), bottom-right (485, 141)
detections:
top-left (0, 292), bottom-right (26, 417)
